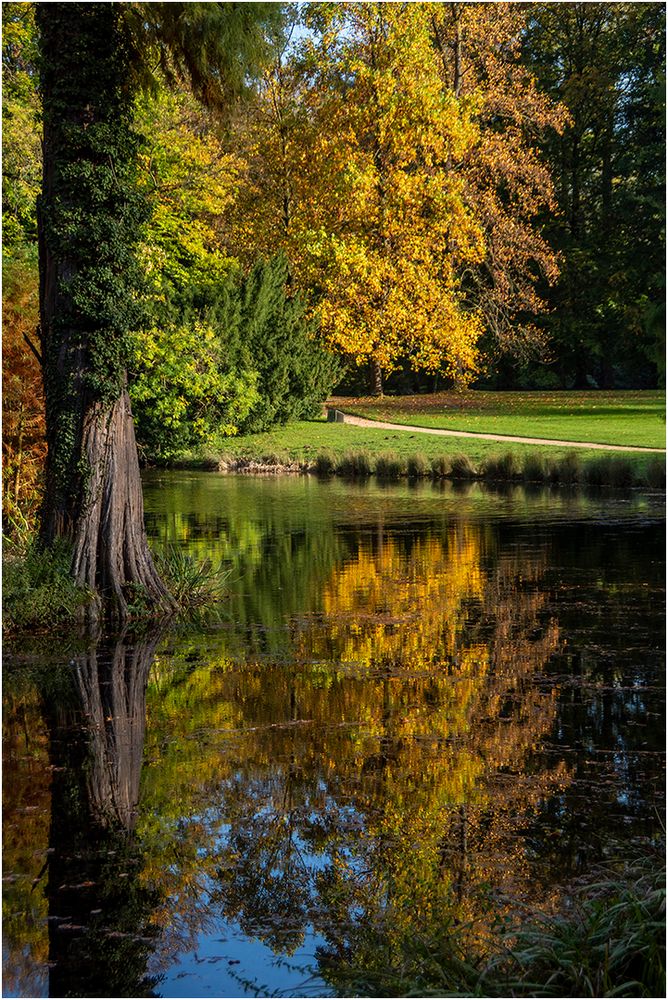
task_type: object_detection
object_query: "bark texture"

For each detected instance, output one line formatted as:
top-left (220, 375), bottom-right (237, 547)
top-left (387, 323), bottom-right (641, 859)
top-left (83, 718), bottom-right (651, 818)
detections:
top-left (71, 390), bottom-right (171, 618)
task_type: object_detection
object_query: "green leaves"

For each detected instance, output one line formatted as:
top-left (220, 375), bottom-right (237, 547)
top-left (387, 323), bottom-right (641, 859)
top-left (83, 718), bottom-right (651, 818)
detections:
top-left (128, 2), bottom-right (283, 109)
top-left (130, 320), bottom-right (259, 462)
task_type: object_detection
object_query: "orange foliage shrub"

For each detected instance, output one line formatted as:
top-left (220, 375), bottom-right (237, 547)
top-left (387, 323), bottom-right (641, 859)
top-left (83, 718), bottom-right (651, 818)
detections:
top-left (2, 257), bottom-right (45, 538)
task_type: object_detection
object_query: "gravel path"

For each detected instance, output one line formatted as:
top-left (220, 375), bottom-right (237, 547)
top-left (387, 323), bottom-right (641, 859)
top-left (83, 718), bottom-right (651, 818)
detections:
top-left (330, 410), bottom-right (665, 453)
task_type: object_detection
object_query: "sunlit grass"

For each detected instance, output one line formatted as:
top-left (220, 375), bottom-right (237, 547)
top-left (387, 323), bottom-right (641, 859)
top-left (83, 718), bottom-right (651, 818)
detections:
top-left (208, 419), bottom-right (665, 488)
top-left (214, 417), bottom-right (660, 468)
top-left (336, 389), bottom-right (666, 448)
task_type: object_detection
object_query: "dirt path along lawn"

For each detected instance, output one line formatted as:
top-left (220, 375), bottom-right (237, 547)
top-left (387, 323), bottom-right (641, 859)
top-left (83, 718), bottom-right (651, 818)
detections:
top-left (331, 410), bottom-right (665, 453)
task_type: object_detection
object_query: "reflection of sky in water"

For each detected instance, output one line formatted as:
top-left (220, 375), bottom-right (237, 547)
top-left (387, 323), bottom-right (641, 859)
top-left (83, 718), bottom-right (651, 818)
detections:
top-left (150, 823), bottom-right (330, 999)
top-left (153, 911), bottom-right (328, 999)
top-left (0, 951), bottom-right (48, 1000)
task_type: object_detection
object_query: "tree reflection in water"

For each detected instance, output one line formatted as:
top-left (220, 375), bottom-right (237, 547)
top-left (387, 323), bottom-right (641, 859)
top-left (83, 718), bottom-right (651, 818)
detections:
top-left (3, 489), bottom-right (664, 997)
top-left (205, 526), bottom-right (570, 974)
top-left (44, 630), bottom-right (162, 999)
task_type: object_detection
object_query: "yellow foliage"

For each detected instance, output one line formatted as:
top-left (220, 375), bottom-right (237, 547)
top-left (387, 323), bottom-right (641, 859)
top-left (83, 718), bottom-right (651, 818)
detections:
top-left (220, 1), bottom-right (566, 381)
top-left (297, 2), bottom-right (485, 381)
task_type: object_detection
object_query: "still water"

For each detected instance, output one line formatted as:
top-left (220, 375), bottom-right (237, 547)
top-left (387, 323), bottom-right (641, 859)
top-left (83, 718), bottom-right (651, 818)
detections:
top-left (3, 473), bottom-right (665, 998)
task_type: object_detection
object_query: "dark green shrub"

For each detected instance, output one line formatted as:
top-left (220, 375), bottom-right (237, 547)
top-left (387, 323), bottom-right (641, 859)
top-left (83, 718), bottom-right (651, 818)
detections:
top-left (407, 453), bottom-right (430, 478)
top-left (237, 256), bottom-right (341, 433)
top-left (375, 452), bottom-right (407, 480)
top-left (132, 255), bottom-right (341, 459)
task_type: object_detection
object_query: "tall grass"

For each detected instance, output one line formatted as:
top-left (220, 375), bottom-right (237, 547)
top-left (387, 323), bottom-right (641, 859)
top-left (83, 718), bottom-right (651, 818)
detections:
top-left (521, 453), bottom-right (549, 483)
top-left (407, 452), bottom-right (431, 478)
top-left (320, 847), bottom-right (665, 998)
top-left (645, 456), bottom-right (666, 489)
top-left (481, 451), bottom-right (520, 481)
top-left (2, 537), bottom-right (92, 633)
top-left (309, 449), bottom-right (662, 488)
top-left (495, 852), bottom-right (666, 997)
top-left (375, 452), bottom-right (407, 480)
top-left (337, 450), bottom-right (373, 478)
top-left (314, 450), bottom-right (337, 476)
top-left (431, 455), bottom-right (451, 478)
top-left (549, 450), bottom-right (582, 484)
top-left (156, 545), bottom-right (230, 614)
top-left (449, 453), bottom-right (478, 479)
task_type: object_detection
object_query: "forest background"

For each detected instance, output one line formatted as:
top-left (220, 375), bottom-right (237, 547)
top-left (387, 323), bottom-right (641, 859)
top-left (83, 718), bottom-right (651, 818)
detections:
top-left (3, 1), bottom-right (665, 533)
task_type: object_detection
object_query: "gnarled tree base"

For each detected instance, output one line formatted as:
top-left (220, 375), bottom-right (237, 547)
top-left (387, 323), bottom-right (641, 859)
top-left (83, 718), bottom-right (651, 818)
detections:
top-left (71, 389), bottom-right (175, 623)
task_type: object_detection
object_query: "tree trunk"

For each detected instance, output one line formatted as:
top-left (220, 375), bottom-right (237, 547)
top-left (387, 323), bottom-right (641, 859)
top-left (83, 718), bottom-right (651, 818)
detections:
top-left (71, 389), bottom-right (172, 619)
top-left (451, 3), bottom-right (463, 97)
top-left (36, 3), bottom-right (172, 621)
top-left (371, 359), bottom-right (384, 396)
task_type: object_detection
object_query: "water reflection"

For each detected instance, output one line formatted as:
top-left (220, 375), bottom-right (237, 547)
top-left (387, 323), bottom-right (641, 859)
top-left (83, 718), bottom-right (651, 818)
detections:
top-left (3, 475), bottom-right (665, 997)
top-left (160, 524), bottom-right (569, 972)
top-left (4, 633), bottom-right (163, 998)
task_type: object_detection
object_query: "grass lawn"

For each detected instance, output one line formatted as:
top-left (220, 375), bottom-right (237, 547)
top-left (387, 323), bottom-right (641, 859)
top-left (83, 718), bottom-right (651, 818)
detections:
top-left (334, 389), bottom-right (666, 449)
top-left (212, 416), bottom-right (661, 478)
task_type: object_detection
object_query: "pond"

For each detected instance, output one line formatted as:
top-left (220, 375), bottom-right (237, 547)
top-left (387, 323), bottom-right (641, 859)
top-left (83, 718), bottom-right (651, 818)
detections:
top-left (3, 473), bottom-right (665, 998)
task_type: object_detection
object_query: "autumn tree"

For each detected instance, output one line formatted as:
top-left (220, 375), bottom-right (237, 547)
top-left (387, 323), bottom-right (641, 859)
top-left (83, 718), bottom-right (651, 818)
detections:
top-left (34, 2), bottom-right (281, 620)
top-left (2, 3), bottom-right (44, 538)
top-left (429, 1), bottom-right (568, 370)
top-left (225, 2), bottom-right (566, 394)
top-left (300, 1), bottom-right (487, 395)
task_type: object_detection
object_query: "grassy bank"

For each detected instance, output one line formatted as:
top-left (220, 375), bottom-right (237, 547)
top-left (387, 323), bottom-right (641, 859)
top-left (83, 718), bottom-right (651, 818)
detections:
top-left (2, 538), bottom-right (93, 634)
top-left (2, 537), bottom-right (228, 635)
top-left (205, 417), bottom-right (665, 488)
top-left (335, 389), bottom-right (666, 449)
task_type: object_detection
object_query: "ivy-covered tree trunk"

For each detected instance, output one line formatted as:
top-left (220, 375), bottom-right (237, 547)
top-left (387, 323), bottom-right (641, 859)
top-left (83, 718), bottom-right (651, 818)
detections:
top-left (36, 2), bottom-right (172, 621)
